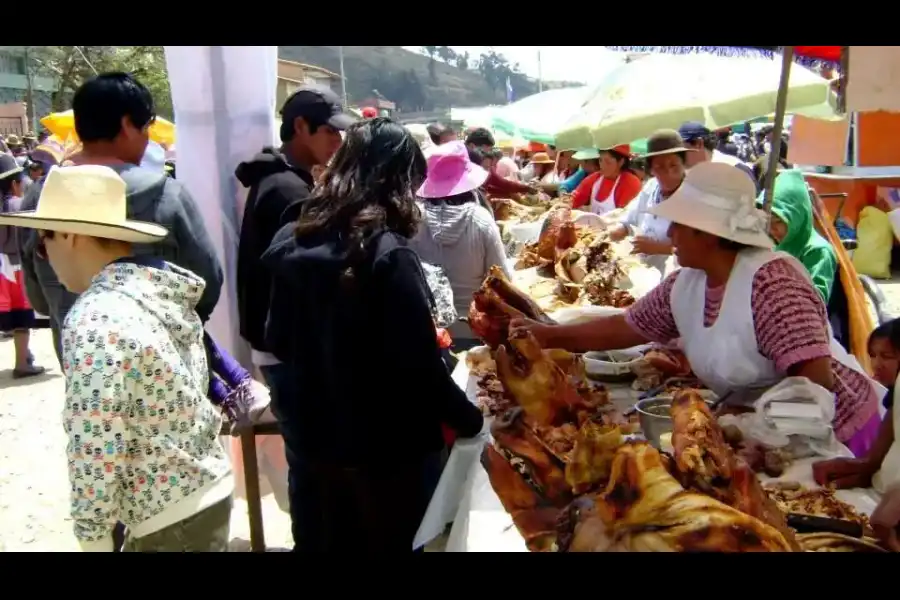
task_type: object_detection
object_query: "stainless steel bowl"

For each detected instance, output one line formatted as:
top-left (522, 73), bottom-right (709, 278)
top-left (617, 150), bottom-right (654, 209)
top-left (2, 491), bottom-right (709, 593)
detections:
top-left (634, 397), bottom-right (675, 449)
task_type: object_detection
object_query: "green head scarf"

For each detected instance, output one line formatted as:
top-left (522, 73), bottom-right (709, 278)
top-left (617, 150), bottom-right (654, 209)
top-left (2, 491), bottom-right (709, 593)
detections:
top-left (759, 169), bottom-right (837, 302)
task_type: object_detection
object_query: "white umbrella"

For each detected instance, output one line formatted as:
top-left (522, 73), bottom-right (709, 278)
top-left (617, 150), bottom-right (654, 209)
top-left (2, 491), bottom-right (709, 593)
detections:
top-left (491, 86), bottom-right (592, 145)
top-left (556, 53), bottom-right (837, 151)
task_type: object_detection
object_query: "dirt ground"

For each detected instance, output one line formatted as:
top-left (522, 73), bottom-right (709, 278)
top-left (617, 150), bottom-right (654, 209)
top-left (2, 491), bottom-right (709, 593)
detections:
top-left (3, 280), bottom-right (899, 552)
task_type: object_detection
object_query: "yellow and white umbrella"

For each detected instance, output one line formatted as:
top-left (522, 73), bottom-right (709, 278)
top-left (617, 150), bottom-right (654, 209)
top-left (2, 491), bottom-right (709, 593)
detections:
top-left (40, 110), bottom-right (177, 147)
top-left (555, 53), bottom-right (837, 151)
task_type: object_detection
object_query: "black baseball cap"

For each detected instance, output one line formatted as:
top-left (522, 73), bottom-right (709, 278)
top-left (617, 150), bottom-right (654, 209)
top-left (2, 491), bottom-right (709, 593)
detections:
top-left (678, 121), bottom-right (712, 142)
top-left (280, 85), bottom-right (357, 134)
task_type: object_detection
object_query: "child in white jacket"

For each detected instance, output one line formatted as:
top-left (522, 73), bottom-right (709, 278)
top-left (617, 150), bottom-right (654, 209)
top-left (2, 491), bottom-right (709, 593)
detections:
top-left (0, 165), bottom-right (233, 552)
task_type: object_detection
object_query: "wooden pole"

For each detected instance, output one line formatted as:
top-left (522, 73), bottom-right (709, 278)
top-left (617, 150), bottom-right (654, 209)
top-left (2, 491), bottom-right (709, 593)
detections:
top-left (762, 46), bottom-right (794, 213)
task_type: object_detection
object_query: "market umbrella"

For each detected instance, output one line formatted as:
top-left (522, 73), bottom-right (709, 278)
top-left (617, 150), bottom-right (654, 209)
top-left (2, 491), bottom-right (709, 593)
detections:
top-left (555, 53), bottom-right (836, 151)
top-left (491, 86), bottom-right (592, 145)
top-left (40, 110), bottom-right (177, 146)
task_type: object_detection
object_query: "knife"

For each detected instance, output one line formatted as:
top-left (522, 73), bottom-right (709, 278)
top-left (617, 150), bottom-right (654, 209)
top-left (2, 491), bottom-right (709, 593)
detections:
top-left (786, 513), bottom-right (864, 538)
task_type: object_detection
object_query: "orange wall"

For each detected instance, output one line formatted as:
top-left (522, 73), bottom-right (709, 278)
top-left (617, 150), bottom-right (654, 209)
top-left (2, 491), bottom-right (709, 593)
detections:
top-left (804, 174), bottom-right (900, 227)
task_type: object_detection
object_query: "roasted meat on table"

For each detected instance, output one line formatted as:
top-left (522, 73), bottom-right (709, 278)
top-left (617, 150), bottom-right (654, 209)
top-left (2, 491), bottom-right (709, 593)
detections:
top-left (469, 266), bottom-right (554, 348)
top-left (481, 445), bottom-right (560, 552)
top-left (560, 441), bottom-right (795, 552)
top-left (670, 390), bottom-right (800, 550)
top-left (565, 422), bottom-right (624, 495)
top-left (537, 206), bottom-right (578, 261)
top-left (495, 329), bottom-right (585, 426)
top-left (489, 409), bottom-right (572, 506)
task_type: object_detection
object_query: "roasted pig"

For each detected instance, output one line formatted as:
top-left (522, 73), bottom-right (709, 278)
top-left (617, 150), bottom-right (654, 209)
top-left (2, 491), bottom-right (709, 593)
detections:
top-left (565, 422), bottom-right (624, 494)
top-left (481, 445), bottom-right (559, 552)
top-left (670, 390), bottom-right (800, 550)
top-left (563, 442), bottom-right (795, 552)
top-left (468, 266), bottom-right (554, 348)
top-left (537, 206), bottom-right (577, 260)
top-left (489, 409), bottom-right (572, 505)
top-left (495, 329), bottom-right (583, 426)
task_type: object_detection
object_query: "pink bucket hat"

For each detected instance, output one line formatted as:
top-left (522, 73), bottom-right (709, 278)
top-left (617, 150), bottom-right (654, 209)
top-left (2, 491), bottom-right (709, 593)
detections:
top-left (417, 140), bottom-right (489, 199)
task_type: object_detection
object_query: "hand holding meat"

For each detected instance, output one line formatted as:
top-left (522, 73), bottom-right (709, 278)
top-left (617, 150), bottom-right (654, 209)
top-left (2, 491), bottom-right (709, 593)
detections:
top-left (631, 236), bottom-right (672, 256)
top-left (812, 457), bottom-right (877, 489)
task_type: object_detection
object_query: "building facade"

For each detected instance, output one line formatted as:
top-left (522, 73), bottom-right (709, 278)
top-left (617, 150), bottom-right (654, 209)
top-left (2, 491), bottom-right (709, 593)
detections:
top-left (276, 59), bottom-right (342, 109)
top-left (0, 47), bottom-right (57, 133)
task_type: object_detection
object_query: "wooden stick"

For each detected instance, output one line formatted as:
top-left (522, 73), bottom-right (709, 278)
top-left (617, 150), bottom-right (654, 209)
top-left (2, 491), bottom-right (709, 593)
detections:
top-left (762, 46), bottom-right (795, 213)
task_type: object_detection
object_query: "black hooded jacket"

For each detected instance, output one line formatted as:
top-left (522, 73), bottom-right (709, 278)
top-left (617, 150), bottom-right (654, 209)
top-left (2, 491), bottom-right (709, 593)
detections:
top-left (235, 148), bottom-right (313, 353)
top-left (262, 225), bottom-right (484, 465)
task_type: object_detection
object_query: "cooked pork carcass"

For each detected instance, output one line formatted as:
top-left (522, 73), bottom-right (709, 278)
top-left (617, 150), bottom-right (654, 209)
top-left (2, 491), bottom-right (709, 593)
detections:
top-left (481, 445), bottom-right (559, 552)
top-left (643, 346), bottom-right (692, 379)
top-left (468, 266), bottom-right (554, 348)
top-left (489, 408), bottom-right (571, 506)
top-left (565, 422), bottom-right (623, 494)
top-left (537, 206), bottom-right (577, 260)
top-left (670, 390), bottom-right (800, 550)
top-left (495, 329), bottom-right (583, 426)
top-left (562, 441), bottom-right (794, 552)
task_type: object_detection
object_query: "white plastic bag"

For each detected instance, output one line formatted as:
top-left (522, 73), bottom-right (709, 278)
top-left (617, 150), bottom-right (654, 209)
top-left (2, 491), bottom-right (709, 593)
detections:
top-left (550, 305), bottom-right (625, 325)
top-left (755, 377), bottom-right (836, 440)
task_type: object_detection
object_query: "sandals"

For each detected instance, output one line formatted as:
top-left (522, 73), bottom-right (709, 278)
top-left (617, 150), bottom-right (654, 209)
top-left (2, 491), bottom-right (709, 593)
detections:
top-left (13, 364), bottom-right (46, 379)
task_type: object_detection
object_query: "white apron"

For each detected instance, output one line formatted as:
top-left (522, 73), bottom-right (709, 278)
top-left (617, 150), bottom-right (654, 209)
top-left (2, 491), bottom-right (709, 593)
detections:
top-left (589, 175), bottom-right (620, 216)
top-left (671, 248), bottom-right (877, 401)
top-left (873, 386), bottom-right (900, 495)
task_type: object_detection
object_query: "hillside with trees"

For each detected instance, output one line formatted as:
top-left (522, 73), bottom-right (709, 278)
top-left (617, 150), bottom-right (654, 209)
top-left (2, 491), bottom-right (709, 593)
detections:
top-left (278, 46), bottom-right (582, 111)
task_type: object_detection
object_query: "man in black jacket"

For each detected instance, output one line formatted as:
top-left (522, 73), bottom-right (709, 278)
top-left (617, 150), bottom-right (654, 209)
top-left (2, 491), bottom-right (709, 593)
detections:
top-left (236, 85), bottom-right (352, 392)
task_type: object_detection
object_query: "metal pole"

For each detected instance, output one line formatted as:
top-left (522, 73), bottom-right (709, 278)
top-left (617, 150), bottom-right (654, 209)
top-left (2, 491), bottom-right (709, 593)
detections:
top-left (762, 46), bottom-right (794, 213)
top-left (23, 46), bottom-right (36, 133)
top-left (338, 46), bottom-right (348, 108)
top-left (537, 49), bottom-right (543, 93)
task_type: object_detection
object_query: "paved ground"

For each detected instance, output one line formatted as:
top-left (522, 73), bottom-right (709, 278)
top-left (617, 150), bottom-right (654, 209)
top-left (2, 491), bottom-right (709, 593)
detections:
top-left (2, 278), bottom-right (899, 552)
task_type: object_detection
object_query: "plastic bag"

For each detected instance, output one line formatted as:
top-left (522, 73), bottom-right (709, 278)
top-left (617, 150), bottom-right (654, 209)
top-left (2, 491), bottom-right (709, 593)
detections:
top-left (550, 305), bottom-right (625, 325)
top-left (853, 206), bottom-right (893, 279)
top-left (754, 376), bottom-right (836, 439)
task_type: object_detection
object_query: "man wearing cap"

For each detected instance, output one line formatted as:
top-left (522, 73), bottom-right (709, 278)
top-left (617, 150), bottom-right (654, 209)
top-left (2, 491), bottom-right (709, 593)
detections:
top-left (235, 84), bottom-right (353, 408)
top-left (607, 130), bottom-right (692, 274)
top-left (679, 121), bottom-right (756, 188)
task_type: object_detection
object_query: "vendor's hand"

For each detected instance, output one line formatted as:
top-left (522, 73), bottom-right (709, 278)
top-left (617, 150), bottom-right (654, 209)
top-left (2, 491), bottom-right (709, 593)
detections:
top-left (871, 485), bottom-right (900, 552)
top-left (811, 457), bottom-right (875, 489)
top-left (631, 237), bottom-right (672, 256)
top-left (509, 317), bottom-right (554, 347)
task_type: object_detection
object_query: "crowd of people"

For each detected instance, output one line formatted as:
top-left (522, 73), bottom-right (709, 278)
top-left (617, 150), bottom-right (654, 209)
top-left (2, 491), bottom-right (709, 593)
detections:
top-left (0, 70), bottom-right (897, 553)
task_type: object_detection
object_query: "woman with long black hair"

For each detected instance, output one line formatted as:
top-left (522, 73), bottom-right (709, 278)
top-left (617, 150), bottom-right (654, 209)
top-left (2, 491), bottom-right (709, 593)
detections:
top-left (262, 117), bottom-right (484, 552)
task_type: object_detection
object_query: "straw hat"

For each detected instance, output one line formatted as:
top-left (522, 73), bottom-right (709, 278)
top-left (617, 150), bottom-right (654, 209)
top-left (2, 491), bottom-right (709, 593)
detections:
top-left (649, 162), bottom-right (773, 249)
top-left (530, 152), bottom-right (555, 164)
top-left (641, 129), bottom-right (693, 159)
top-left (0, 154), bottom-right (23, 180)
top-left (5, 134), bottom-right (22, 147)
top-left (0, 165), bottom-right (169, 243)
top-left (417, 140), bottom-right (489, 199)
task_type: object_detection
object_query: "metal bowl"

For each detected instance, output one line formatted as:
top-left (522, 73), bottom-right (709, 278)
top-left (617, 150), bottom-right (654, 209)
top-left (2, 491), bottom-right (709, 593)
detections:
top-left (634, 397), bottom-right (675, 449)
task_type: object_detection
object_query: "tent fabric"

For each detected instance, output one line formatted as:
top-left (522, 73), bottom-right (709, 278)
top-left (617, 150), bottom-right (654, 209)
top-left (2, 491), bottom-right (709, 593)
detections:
top-left (604, 46), bottom-right (840, 66)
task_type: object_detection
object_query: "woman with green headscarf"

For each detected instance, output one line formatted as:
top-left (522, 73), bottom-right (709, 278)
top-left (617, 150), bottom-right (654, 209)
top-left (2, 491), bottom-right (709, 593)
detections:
top-left (764, 169), bottom-right (837, 302)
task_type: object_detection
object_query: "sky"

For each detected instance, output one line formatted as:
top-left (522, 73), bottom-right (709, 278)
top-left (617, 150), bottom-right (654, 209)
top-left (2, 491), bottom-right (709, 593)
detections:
top-left (402, 46), bottom-right (625, 85)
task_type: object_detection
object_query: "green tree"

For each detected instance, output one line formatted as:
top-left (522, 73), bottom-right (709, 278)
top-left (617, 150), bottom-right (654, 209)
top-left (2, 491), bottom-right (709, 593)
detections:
top-left (455, 51), bottom-right (470, 71)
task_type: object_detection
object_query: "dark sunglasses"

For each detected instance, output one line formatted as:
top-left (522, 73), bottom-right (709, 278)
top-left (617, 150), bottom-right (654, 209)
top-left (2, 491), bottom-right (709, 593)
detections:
top-left (35, 229), bottom-right (55, 260)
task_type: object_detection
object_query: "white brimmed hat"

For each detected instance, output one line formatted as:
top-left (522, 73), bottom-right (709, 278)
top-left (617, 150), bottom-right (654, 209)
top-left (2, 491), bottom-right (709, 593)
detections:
top-left (0, 164), bottom-right (169, 243)
top-left (649, 162), bottom-right (773, 249)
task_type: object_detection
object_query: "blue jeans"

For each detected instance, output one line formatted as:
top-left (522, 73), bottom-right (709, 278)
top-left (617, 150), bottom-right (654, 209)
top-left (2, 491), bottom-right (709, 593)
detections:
top-left (259, 362), bottom-right (306, 551)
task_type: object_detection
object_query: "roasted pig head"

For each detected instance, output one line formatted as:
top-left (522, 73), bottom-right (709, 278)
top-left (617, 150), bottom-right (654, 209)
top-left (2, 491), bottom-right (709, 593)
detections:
top-left (495, 330), bottom-right (583, 426)
top-left (481, 445), bottom-right (560, 551)
top-left (537, 206), bottom-right (576, 260)
top-left (643, 347), bottom-right (692, 379)
top-left (565, 442), bottom-right (794, 552)
top-left (468, 266), bottom-right (553, 348)
top-left (670, 389), bottom-right (801, 550)
top-left (490, 408), bottom-right (572, 506)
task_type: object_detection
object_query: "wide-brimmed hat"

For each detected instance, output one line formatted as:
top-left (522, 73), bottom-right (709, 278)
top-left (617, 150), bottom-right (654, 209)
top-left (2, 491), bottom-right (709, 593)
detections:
top-left (5, 134), bottom-right (22, 147)
top-left (571, 148), bottom-right (601, 161)
top-left (0, 165), bottom-right (169, 243)
top-left (649, 162), bottom-right (773, 249)
top-left (417, 140), bottom-right (489, 199)
top-left (530, 152), bottom-right (555, 164)
top-left (0, 154), bottom-right (23, 180)
top-left (29, 142), bottom-right (64, 168)
top-left (600, 143), bottom-right (633, 157)
top-left (641, 129), bottom-right (693, 159)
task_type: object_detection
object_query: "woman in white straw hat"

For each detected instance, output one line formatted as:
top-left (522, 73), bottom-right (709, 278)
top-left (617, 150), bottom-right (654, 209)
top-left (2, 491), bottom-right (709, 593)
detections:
top-left (0, 164), bottom-right (234, 552)
top-left (511, 162), bottom-right (883, 457)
